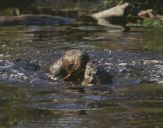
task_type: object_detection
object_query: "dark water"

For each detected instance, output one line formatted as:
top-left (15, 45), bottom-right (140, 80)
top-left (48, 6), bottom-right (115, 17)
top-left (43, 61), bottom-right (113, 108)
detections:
top-left (0, 24), bottom-right (163, 128)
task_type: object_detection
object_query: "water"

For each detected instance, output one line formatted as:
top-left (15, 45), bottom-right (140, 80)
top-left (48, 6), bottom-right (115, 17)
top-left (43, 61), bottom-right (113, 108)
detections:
top-left (0, 24), bottom-right (163, 128)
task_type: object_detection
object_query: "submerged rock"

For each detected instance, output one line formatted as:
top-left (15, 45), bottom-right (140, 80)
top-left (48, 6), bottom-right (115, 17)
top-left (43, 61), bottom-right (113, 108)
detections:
top-left (0, 59), bottom-right (43, 83)
top-left (0, 15), bottom-right (74, 25)
top-left (0, 50), bottom-right (162, 86)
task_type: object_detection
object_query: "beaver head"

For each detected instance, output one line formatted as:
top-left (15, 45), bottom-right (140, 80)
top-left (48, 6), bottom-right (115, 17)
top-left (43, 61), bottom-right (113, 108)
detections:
top-left (62, 50), bottom-right (90, 81)
top-left (49, 58), bottom-right (67, 80)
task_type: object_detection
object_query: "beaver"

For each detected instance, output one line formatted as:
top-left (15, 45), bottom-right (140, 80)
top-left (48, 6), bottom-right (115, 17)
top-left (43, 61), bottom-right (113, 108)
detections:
top-left (49, 50), bottom-right (113, 85)
top-left (49, 50), bottom-right (89, 81)
top-left (49, 58), bottom-right (67, 80)
top-left (62, 50), bottom-right (89, 81)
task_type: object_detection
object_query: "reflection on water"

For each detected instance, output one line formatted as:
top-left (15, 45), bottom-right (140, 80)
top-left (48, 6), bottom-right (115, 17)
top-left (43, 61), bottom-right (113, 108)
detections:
top-left (0, 25), bottom-right (153, 59)
top-left (0, 25), bottom-right (162, 60)
top-left (0, 83), bottom-right (163, 128)
top-left (0, 24), bottom-right (163, 128)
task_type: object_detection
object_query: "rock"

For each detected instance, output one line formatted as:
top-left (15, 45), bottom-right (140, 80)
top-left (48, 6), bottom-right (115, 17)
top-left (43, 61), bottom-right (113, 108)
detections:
top-left (138, 9), bottom-right (161, 20)
top-left (92, 2), bottom-right (131, 31)
top-left (0, 15), bottom-right (74, 25)
top-left (82, 61), bottom-right (113, 86)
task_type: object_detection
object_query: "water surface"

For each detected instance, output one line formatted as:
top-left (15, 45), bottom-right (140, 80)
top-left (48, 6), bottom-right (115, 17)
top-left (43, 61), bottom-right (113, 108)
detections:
top-left (0, 24), bottom-right (163, 128)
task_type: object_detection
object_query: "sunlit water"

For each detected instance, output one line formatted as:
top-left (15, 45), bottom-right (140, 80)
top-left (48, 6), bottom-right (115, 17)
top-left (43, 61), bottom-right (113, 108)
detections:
top-left (0, 24), bottom-right (163, 128)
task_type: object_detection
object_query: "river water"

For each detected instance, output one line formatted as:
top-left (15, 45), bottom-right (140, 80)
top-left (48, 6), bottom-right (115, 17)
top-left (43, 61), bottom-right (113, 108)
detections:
top-left (0, 24), bottom-right (163, 128)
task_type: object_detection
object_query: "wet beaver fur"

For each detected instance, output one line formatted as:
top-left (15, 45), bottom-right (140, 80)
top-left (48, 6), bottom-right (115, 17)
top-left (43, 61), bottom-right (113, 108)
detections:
top-left (49, 50), bottom-right (113, 85)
